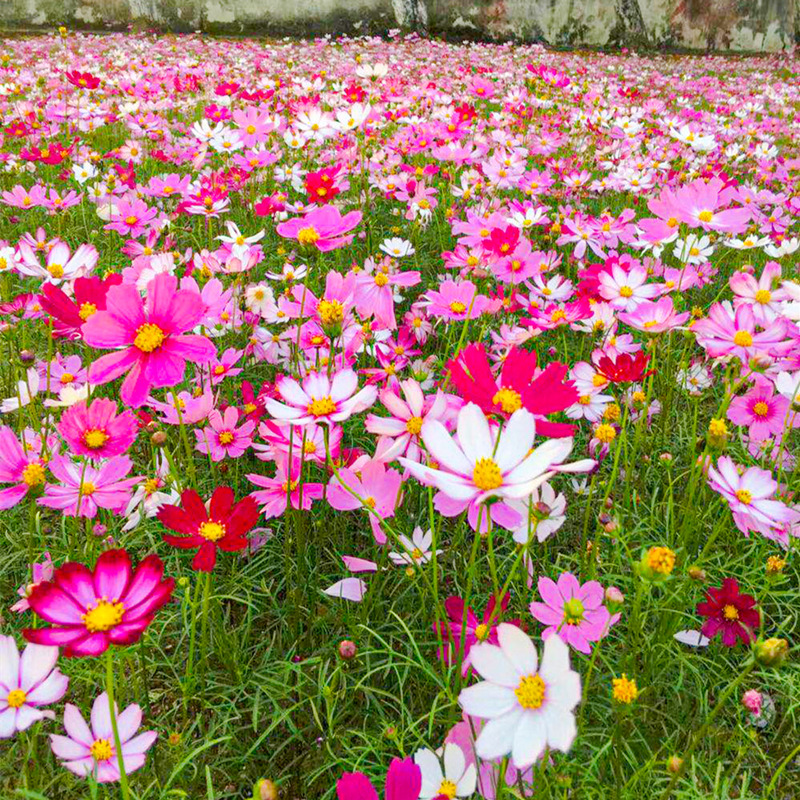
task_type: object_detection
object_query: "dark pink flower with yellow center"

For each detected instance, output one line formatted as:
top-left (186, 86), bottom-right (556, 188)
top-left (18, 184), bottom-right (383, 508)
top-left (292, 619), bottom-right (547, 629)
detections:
top-left (0, 425), bottom-right (48, 510)
top-left (57, 398), bottom-right (138, 459)
top-left (697, 578), bottom-right (760, 647)
top-left (727, 376), bottom-right (792, 441)
top-left (23, 549), bottom-right (174, 657)
top-left (82, 273), bottom-right (216, 407)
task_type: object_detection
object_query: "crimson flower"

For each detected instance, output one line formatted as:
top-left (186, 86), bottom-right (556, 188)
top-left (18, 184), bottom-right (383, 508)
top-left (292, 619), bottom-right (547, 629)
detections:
top-left (446, 343), bottom-right (577, 437)
top-left (595, 350), bottom-right (654, 384)
top-left (157, 487), bottom-right (260, 572)
top-left (23, 549), bottom-right (174, 657)
top-left (66, 70), bottom-right (100, 90)
top-left (337, 758), bottom-right (421, 800)
top-left (39, 274), bottom-right (122, 339)
top-left (697, 578), bottom-right (760, 647)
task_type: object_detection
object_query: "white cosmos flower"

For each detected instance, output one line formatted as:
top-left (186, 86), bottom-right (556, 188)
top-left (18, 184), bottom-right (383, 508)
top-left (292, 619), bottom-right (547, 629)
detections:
top-left (389, 526), bottom-right (440, 566)
top-left (1, 369), bottom-right (40, 413)
top-left (399, 403), bottom-right (591, 505)
top-left (413, 742), bottom-right (476, 800)
top-left (379, 237), bottom-right (415, 258)
top-left (458, 624), bottom-right (580, 769)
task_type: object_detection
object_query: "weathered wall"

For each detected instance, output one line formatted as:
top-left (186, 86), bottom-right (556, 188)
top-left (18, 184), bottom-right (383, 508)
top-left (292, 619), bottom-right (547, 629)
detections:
top-left (0, 0), bottom-right (796, 50)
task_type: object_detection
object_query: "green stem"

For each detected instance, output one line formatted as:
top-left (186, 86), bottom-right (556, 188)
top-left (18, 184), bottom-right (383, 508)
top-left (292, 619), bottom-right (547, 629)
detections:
top-left (105, 649), bottom-right (131, 800)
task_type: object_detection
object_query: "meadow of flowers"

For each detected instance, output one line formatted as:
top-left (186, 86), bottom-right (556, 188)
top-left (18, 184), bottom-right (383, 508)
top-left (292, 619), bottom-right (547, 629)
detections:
top-left (0, 27), bottom-right (798, 800)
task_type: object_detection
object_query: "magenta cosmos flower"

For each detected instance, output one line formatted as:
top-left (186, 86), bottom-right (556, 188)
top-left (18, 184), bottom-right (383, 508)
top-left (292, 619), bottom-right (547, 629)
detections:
top-left (50, 691), bottom-right (156, 782)
top-left (57, 398), bottom-right (139, 458)
top-left (266, 369), bottom-right (377, 427)
top-left (38, 455), bottom-right (140, 518)
top-left (82, 273), bottom-right (216, 407)
top-left (0, 636), bottom-right (69, 738)
top-left (195, 407), bottom-right (255, 461)
top-left (24, 549), bottom-right (174, 657)
top-left (276, 204), bottom-right (362, 251)
top-left (529, 573), bottom-right (618, 655)
top-left (618, 296), bottom-right (690, 333)
top-left (727, 376), bottom-right (794, 441)
top-left (337, 758), bottom-right (422, 800)
top-left (0, 425), bottom-right (48, 510)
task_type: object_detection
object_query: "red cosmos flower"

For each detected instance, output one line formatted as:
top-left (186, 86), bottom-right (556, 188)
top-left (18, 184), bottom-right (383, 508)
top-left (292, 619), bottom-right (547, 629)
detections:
top-left (485, 226), bottom-right (520, 258)
top-left (595, 350), bottom-right (654, 384)
top-left (157, 487), bottom-right (260, 572)
top-left (253, 193), bottom-right (286, 217)
top-left (697, 578), bottom-right (760, 647)
top-left (66, 70), bottom-right (100, 90)
top-left (39, 274), bottom-right (123, 339)
top-left (305, 166), bottom-right (342, 204)
top-left (23, 549), bottom-right (174, 657)
top-left (446, 343), bottom-right (578, 437)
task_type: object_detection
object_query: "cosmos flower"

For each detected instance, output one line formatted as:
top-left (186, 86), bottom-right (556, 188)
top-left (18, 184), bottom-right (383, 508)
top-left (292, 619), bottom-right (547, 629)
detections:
top-left (0, 425), bottom-right (48, 510)
top-left (413, 743), bottom-right (476, 800)
top-left (57, 398), bottom-right (139, 459)
top-left (458, 623), bottom-right (580, 768)
top-left (158, 486), bottom-right (260, 571)
top-left (0, 636), bottom-right (69, 738)
top-left (276, 205), bottom-right (362, 251)
top-left (50, 692), bottom-right (156, 782)
top-left (697, 578), bottom-right (760, 647)
top-left (23, 549), bottom-right (174, 657)
top-left (337, 758), bottom-right (421, 800)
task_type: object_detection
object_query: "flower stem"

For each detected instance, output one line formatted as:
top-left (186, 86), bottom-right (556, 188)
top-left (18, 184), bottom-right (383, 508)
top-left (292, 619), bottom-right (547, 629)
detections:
top-left (105, 648), bottom-right (131, 800)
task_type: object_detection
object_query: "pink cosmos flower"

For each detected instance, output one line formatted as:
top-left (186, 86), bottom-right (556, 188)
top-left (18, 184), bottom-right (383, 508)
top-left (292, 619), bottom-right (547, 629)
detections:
top-left (707, 456), bottom-right (800, 541)
top-left (23, 548), bottom-right (174, 657)
top-left (148, 390), bottom-right (214, 425)
top-left (354, 267), bottom-right (421, 330)
top-left (247, 457), bottom-right (324, 518)
top-left (337, 758), bottom-right (422, 800)
top-left (38, 455), bottom-right (140, 518)
top-left (675, 177), bottom-right (751, 234)
top-left (195, 407), bottom-right (255, 461)
top-left (17, 239), bottom-right (99, 285)
top-left (11, 552), bottom-right (54, 613)
top-left (276, 205), bottom-right (362, 251)
top-left (618, 297), bottom-right (690, 333)
top-left (727, 376), bottom-right (793, 441)
top-left (597, 263), bottom-right (661, 312)
top-left (692, 302), bottom-right (789, 362)
top-left (50, 692), bottom-right (156, 782)
top-left (327, 458), bottom-right (403, 544)
top-left (729, 261), bottom-right (789, 324)
top-left (57, 398), bottom-right (138, 459)
top-left (424, 280), bottom-right (493, 321)
top-left (529, 574), bottom-right (618, 655)
top-left (266, 369), bottom-right (377, 427)
top-left (0, 636), bottom-right (69, 738)
top-left (365, 379), bottom-right (448, 464)
top-left (104, 197), bottom-right (158, 238)
top-left (0, 425), bottom-right (48, 510)
top-left (82, 273), bottom-right (216, 407)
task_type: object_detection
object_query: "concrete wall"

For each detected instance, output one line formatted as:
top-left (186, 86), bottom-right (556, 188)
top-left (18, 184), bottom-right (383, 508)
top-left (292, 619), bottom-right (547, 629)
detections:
top-left (0, 0), bottom-right (796, 51)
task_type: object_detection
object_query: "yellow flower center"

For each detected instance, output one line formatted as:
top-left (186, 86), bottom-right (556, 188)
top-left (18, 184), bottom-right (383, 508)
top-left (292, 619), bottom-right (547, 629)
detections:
top-left (723, 604), bottom-right (739, 620)
top-left (374, 273), bottom-right (389, 287)
top-left (736, 489), bottom-right (752, 505)
top-left (144, 477), bottom-right (159, 495)
top-left (22, 462), bottom-right (45, 487)
top-left (60, 372), bottom-right (75, 384)
top-left (134, 323), bottom-right (166, 353)
top-left (753, 401), bottom-right (769, 417)
top-left (47, 263), bottom-right (64, 278)
top-left (297, 226), bottom-right (320, 246)
top-left (406, 416), bottom-right (423, 435)
top-left (303, 440), bottom-right (317, 455)
top-left (755, 289), bottom-right (772, 304)
top-left (81, 482), bottom-right (96, 496)
top-left (698, 210), bottom-right (713, 223)
top-left (213, 364), bottom-right (226, 376)
top-left (308, 396), bottom-right (336, 417)
top-left (492, 387), bottom-right (522, 414)
top-left (79, 302), bottom-right (97, 320)
top-left (595, 423), bottom-right (616, 443)
top-left (317, 299), bottom-right (344, 326)
top-left (563, 597), bottom-right (585, 625)
top-left (449, 301), bottom-right (466, 314)
top-left (474, 623), bottom-right (490, 640)
top-left (82, 599), bottom-right (125, 632)
top-left (438, 780), bottom-right (457, 799)
top-left (733, 330), bottom-right (753, 347)
top-left (472, 457), bottom-right (503, 491)
top-left (578, 395), bottom-right (591, 405)
top-left (6, 689), bottom-right (27, 708)
top-left (90, 738), bottom-right (114, 762)
top-left (619, 285), bottom-right (633, 298)
top-left (612, 674), bottom-right (638, 704)
top-left (411, 547), bottom-right (424, 560)
top-left (218, 430), bottom-right (235, 445)
top-left (83, 428), bottom-right (109, 449)
top-left (198, 521), bottom-right (226, 541)
top-left (515, 674), bottom-right (546, 709)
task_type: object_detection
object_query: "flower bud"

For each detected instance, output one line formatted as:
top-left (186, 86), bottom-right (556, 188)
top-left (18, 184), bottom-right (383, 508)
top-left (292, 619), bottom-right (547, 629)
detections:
top-left (254, 779), bottom-right (278, 800)
top-left (741, 689), bottom-right (762, 716)
top-left (92, 523), bottom-right (107, 538)
top-left (687, 565), bottom-right (706, 581)
top-left (755, 637), bottom-right (788, 668)
top-left (338, 640), bottom-right (357, 660)
top-left (151, 431), bottom-right (167, 447)
top-left (605, 586), bottom-right (624, 607)
top-left (19, 349), bottom-right (35, 364)
top-left (666, 756), bottom-right (683, 774)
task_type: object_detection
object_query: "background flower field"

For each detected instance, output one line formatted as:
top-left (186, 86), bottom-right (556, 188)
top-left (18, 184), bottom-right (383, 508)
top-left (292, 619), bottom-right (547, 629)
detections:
top-left (0, 30), bottom-right (798, 800)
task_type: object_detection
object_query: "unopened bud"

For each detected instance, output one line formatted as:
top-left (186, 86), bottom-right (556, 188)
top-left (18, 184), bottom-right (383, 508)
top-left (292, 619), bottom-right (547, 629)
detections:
top-left (605, 586), bottom-right (624, 606)
top-left (687, 565), bottom-right (706, 581)
top-left (255, 779), bottom-right (278, 800)
top-left (338, 640), bottom-right (357, 660)
top-left (92, 523), bottom-right (107, 538)
top-left (19, 349), bottom-right (35, 364)
top-left (667, 756), bottom-right (683, 774)
top-left (755, 637), bottom-right (789, 668)
top-left (151, 431), bottom-right (167, 447)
